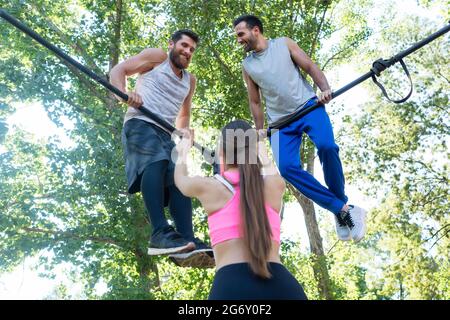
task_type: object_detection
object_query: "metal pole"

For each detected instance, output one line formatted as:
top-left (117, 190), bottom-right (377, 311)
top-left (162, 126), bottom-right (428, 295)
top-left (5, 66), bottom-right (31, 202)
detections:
top-left (0, 9), bottom-right (215, 161)
top-left (270, 21), bottom-right (450, 131)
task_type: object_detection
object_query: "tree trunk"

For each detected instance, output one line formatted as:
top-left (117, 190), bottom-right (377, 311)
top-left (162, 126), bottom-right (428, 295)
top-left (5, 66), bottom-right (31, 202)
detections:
top-left (288, 184), bottom-right (334, 300)
top-left (109, 0), bottom-right (123, 72)
top-left (298, 2), bottom-right (334, 297)
top-left (289, 139), bottom-right (334, 300)
top-left (108, 0), bottom-right (124, 107)
top-left (109, 0), bottom-right (159, 298)
top-left (130, 195), bottom-right (160, 298)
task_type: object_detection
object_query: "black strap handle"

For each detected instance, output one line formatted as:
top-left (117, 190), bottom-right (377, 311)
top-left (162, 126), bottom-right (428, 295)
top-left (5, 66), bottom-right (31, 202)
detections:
top-left (371, 58), bottom-right (413, 104)
top-left (269, 22), bottom-right (450, 131)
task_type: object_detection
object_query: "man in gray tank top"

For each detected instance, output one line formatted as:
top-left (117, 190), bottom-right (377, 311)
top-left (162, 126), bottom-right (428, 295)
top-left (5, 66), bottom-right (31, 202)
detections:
top-left (233, 15), bottom-right (367, 243)
top-left (110, 30), bottom-right (211, 260)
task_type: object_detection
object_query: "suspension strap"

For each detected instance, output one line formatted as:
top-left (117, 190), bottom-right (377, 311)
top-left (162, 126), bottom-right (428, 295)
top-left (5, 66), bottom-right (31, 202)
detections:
top-left (370, 58), bottom-right (413, 104)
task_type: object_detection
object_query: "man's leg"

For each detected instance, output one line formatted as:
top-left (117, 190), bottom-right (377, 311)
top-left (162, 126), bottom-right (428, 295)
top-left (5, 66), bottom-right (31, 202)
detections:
top-left (141, 160), bottom-right (195, 254)
top-left (304, 106), bottom-right (367, 242)
top-left (141, 160), bottom-right (169, 234)
top-left (141, 160), bottom-right (170, 234)
top-left (167, 183), bottom-right (211, 248)
top-left (166, 181), bottom-right (214, 268)
top-left (270, 117), bottom-right (345, 215)
top-left (303, 106), bottom-right (348, 204)
top-left (167, 183), bottom-right (194, 240)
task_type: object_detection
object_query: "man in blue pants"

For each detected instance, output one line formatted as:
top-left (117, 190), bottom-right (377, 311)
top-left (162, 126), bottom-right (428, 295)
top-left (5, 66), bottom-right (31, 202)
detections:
top-left (233, 15), bottom-right (367, 242)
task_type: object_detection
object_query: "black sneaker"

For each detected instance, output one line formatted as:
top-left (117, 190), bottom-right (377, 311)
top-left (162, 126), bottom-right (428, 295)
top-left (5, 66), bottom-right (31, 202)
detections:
top-left (191, 237), bottom-right (214, 258)
top-left (192, 237), bottom-right (213, 252)
top-left (169, 237), bottom-right (215, 268)
top-left (169, 251), bottom-right (215, 268)
top-left (148, 226), bottom-right (195, 255)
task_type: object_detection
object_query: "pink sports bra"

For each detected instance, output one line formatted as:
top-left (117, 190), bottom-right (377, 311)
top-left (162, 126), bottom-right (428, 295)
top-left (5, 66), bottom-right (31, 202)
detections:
top-left (207, 170), bottom-right (281, 247)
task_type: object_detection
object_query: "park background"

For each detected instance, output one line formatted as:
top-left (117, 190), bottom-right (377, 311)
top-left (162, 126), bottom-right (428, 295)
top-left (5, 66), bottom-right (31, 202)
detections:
top-left (0, 0), bottom-right (448, 299)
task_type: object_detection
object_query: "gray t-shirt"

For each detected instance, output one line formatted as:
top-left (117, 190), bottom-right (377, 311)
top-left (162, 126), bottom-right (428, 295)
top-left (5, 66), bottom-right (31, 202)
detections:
top-left (123, 58), bottom-right (191, 133)
top-left (243, 37), bottom-right (316, 126)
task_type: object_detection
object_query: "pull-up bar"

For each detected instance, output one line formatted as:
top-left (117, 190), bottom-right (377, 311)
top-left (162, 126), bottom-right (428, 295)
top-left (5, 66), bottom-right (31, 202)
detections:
top-left (270, 21), bottom-right (450, 131)
top-left (0, 9), bottom-right (216, 164)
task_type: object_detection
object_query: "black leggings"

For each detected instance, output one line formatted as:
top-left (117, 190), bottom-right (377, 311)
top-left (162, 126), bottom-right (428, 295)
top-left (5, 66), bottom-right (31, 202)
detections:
top-left (208, 263), bottom-right (307, 300)
top-left (141, 160), bottom-right (194, 239)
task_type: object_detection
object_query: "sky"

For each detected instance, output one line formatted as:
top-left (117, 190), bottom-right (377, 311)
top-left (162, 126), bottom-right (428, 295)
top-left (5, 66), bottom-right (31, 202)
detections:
top-left (0, 0), bottom-right (446, 300)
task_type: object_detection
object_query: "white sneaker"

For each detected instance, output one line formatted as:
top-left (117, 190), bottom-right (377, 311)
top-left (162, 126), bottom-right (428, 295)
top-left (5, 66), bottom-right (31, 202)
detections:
top-left (334, 214), bottom-right (351, 241)
top-left (339, 205), bottom-right (367, 242)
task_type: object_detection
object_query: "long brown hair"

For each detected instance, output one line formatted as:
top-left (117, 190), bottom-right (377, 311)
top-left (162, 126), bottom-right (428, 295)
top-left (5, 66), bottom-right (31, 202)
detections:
top-left (221, 120), bottom-right (272, 278)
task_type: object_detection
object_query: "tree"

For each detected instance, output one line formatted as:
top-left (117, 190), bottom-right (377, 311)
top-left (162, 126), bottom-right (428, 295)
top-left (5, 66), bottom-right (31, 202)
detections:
top-left (337, 2), bottom-right (449, 299)
top-left (0, 0), bottom-right (168, 299)
top-left (3, 0), bottom-right (445, 300)
top-left (0, 0), bottom-right (373, 299)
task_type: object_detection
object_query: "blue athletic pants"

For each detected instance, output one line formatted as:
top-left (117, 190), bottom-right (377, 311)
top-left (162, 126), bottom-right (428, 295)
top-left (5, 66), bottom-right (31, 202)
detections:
top-left (269, 103), bottom-right (347, 215)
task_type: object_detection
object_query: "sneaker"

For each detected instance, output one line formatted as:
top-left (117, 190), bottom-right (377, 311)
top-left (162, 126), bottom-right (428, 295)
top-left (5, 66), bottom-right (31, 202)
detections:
top-left (169, 250), bottom-right (215, 268)
top-left (148, 226), bottom-right (195, 255)
top-left (334, 214), bottom-right (351, 241)
top-left (169, 237), bottom-right (215, 268)
top-left (190, 237), bottom-right (214, 260)
top-left (339, 205), bottom-right (367, 243)
top-left (191, 237), bottom-right (213, 252)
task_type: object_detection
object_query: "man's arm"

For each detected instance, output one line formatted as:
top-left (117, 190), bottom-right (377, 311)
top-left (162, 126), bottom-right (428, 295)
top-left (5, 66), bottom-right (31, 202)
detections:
top-left (109, 48), bottom-right (167, 107)
top-left (285, 37), bottom-right (332, 103)
top-left (176, 74), bottom-right (196, 129)
top-left (242, 67), bottom-right (265, 130)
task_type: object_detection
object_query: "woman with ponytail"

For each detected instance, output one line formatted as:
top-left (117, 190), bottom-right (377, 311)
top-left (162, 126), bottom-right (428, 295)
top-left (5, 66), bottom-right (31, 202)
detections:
top-left (174, 120), bottom-right (306, 300)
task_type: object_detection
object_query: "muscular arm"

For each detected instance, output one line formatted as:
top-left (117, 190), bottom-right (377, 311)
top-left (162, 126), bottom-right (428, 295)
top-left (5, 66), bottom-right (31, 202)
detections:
top-left (242, 67), bottom-right (265, 130)
top-left (176, 74), bottom-right (196, 129)
top-left (285, 37), bottom-right (331, 93)
top-left (109, 48), bottom-right (167, 102)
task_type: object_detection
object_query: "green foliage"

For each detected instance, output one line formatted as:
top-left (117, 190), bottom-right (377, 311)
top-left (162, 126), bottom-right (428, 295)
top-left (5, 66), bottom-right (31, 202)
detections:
top-left (0, 0), bottom-right (165, 299)
top-left (337, 6), bottom-right (449, 299)
top-left (281, 240), bottom-right (320, 299)
top-left (1, 0), bottom-right (447, 300)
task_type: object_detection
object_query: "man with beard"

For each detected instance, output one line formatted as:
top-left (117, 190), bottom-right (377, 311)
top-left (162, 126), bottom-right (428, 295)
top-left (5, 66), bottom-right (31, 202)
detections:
top-left (110, 30), bottom-right (211, 260)
top-left (233, 15), bottom-right (368, 243)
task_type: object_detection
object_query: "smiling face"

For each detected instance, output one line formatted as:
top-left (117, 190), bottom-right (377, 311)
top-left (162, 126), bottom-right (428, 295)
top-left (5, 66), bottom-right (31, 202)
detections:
top-left (234, 21), bottom-right (259, 52)
top-left (169, 34), bottom-right (197, 69)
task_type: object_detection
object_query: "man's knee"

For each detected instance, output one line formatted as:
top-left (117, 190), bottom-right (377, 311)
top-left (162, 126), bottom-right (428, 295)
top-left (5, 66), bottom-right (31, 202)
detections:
top-left (317, 142), bottom-right (339, 154)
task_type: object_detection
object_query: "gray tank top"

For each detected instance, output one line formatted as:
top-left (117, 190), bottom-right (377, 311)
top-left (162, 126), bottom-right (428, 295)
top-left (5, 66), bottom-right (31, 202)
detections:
top-left (243, 37), bottom-right (316, 126)
top-left (123, 58), bottom-right (191, 132)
